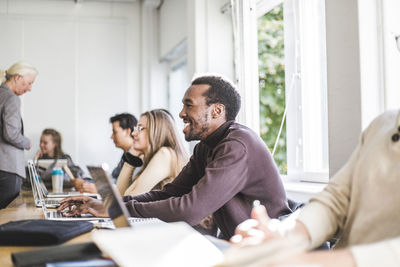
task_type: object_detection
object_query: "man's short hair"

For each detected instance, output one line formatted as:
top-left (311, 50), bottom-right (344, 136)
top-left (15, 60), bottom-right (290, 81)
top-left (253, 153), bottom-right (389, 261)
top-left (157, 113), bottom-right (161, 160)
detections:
top-left (109, 113), bottom-right (137, 132)
top-left (191, 75), bottom-right (241, 121)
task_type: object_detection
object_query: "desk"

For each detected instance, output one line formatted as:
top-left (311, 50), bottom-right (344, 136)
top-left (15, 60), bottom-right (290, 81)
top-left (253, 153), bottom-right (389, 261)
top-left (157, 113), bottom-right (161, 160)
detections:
top-left (0, 190), bottom-right (92, 267)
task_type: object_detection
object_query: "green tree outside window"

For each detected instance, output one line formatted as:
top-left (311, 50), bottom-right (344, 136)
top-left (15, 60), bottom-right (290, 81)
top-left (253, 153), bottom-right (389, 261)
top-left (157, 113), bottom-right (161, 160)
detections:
top-left (258, 4), bottom-right (287, 174)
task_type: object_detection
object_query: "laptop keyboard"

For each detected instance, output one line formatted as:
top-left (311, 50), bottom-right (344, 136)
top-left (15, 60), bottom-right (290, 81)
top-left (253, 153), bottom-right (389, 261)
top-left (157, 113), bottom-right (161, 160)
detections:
top-left (45, 199), bottom-right (59, 205)
top-left (47, 210), bottom-right (96, 219)
top-left (47, 211), bottom-right (64, 219)
top-left (93, 217), bottom-right (164, 229)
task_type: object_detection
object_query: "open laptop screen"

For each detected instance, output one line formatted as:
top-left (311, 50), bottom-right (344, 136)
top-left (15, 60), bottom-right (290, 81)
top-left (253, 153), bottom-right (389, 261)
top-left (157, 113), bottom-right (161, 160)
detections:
top-left (36, 159), bottom-right (68, 169)
top-left (87, 165), bottom-right (131, 228)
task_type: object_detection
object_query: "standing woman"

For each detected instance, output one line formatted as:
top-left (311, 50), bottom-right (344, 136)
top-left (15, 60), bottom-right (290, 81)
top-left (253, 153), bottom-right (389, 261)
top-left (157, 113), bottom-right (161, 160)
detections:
top-left (0, 62), bottom-right (38, 209)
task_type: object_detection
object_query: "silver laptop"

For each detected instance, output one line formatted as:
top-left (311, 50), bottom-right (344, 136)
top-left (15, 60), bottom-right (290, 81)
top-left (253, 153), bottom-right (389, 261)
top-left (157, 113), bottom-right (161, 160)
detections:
top-left (26, 159), bottom-right (104, 221)
top-left (36, 159), bottom-right (68, 169)
top-left (87, 164), bottom-right (163, 229)
top-left (31, 162), bottom-right (99, 199)
top-left (27, 160), bottom-right (61, 208)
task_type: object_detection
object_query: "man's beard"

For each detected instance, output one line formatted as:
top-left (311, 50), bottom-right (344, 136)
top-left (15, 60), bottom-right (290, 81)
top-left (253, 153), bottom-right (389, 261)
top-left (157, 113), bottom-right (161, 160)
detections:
top-left (184, 114), bottom-right (210, 141)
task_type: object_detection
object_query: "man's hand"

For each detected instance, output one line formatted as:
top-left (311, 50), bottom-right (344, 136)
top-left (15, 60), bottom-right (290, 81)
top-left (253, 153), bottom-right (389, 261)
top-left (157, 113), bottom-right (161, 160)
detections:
top-left (71, 179), bottom-right (98, 194)
top-left (128, 145), bottom-right (142, 157)
top-left (231, 203), bottom-right (282, 246)
top-left (80, 182), bottom-right (98, 194)
top-left (57, 196), bottom-right (108, 217)
top-left (71, 178), bottom-right (85, 191)
top-left (231, 202), bottom-right (310, 247)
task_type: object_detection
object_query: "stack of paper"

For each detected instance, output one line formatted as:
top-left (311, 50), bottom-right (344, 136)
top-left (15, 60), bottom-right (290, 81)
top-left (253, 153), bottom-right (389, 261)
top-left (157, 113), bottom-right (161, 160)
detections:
top-left (92, 222), bottom-right (224, 267)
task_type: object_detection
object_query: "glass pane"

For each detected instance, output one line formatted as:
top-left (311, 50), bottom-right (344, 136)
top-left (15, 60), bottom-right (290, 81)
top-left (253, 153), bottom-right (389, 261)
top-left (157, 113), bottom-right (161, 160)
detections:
top-left (258, 3), bottom-right (287, 174)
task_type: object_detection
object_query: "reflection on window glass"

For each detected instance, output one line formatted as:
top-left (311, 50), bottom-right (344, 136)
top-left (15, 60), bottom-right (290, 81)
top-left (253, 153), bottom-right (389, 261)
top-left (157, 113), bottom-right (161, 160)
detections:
top-left (258, 4), bottom-right (286, 174)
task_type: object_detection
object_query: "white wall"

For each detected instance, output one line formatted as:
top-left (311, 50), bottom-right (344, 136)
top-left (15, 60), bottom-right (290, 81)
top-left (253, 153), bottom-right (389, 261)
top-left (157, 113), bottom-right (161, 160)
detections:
top-left (325, 0), bottom-right (362, 177)
top-left (159, 0), bottom-right (187, 60)
top-left (0, 0), bottom-right (141, 171)
top-left (187, 0), bottom-right (234, 81)
top-left (381, 0), bottom-right (400, 110)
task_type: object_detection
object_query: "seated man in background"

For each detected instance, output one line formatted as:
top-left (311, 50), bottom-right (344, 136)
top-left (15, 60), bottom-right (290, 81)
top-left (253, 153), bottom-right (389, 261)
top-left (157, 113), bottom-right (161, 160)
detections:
top-left (74, 113), bottom-right (138, 193)
top-left (58, 74), bottom-right (292, 240)
top-left (232, 109), bottom-right (400, 267)
top-left (109, 113), bottom-right (138, 180)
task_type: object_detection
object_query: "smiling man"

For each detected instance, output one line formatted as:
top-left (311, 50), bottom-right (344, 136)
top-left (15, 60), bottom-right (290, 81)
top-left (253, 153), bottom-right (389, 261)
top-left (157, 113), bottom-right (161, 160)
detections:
top-left (58, 75), bottom-right (291, 239)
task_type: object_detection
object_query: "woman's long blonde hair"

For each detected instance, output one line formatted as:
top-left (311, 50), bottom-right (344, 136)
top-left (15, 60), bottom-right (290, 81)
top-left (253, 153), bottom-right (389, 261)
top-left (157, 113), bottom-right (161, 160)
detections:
top-left (0, 62), bottom-right (38, 84)
top-left (136, 109), bottom-right (189, 186)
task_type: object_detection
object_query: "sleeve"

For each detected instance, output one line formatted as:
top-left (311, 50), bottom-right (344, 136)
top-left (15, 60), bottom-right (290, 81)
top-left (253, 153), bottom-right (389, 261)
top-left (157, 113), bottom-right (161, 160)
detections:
top-left (123, 147), bottom-right (173, 196)
top-left (350, 236), bottom-right (400, 267)
top-left (2, 95), bottom-right (30, 149)
top-left (297, 130), bottom-right (365, 249)
top-left (123, 140), bottom-right (249, 225)
top-left (64, 154), bottom-right (84, 178)
top-left (116, 162), bottom-right (136, 195)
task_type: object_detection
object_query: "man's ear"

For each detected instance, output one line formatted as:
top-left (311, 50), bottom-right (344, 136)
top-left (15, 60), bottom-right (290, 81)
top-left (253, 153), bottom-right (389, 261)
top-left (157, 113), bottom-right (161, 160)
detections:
top-left (212, 104), bottom-right (225, 119)
top-left (123, 128), bottom-right (131, 137)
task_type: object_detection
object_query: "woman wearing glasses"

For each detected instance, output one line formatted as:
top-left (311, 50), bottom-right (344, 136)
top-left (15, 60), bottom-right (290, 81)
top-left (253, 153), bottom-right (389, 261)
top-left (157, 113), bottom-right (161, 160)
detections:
top-left (116, 109), bottom-right (189, 196)
top-left (76, 109), bottom-right (189, 196)
top-left (0, 62), bottom-right (38, 209)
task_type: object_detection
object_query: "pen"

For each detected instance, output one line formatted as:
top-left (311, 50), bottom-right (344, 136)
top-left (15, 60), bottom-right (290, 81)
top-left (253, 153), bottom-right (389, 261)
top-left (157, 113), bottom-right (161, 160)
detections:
top-left (253, 199), bottom-right (261, 208)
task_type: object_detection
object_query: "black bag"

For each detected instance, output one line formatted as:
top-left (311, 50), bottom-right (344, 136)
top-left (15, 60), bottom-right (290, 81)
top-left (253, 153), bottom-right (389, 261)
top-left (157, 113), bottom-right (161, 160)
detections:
top-left (0, 220), bottom-right (93, 246)
top-left (11, 242), bottom-right (106, 267)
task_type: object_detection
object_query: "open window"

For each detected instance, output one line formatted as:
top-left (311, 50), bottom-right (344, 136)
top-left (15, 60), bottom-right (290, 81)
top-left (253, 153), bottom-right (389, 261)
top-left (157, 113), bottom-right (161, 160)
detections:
top-left (244, 0), bottom-right (329, 182)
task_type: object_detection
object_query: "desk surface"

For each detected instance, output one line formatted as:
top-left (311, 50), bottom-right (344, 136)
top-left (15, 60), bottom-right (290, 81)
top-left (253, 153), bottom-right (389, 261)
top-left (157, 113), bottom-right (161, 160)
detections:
top-left (0, 190), bottom-right (92, 267)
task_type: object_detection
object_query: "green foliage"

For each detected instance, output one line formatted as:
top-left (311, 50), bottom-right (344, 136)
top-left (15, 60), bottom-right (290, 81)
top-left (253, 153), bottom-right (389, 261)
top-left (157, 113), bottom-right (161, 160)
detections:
top-left (258, 4), bottom-right (287, 174)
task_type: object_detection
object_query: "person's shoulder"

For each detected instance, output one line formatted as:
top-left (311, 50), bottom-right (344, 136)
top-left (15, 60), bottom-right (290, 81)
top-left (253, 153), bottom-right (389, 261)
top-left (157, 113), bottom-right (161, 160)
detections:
top-left (156, 146), bottom-right (173, 158)
top-left (0, 87), bottom-right (17, 103)
top-left (226, 121), bottom-right (257, 140)
top-left (364, 109), bottom-right (400, 136)
top-left (61, 154), bottom-right (74, 162)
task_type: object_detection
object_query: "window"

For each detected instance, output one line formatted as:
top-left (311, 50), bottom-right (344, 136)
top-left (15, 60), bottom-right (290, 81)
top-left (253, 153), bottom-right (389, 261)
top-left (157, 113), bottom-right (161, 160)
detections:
top-left (255, 0), bottom-right (328, 182)
top-left (168, 59), bottom-right (191, 152)
top-left (258, 4), bottom-right (286, 174)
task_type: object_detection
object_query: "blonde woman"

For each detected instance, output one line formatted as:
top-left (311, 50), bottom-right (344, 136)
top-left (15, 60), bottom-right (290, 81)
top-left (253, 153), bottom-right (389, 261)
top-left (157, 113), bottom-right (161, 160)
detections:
top-left (117, 109), bottom-right (189, 196)
top-left (0, 62), bottom-right (38, 209)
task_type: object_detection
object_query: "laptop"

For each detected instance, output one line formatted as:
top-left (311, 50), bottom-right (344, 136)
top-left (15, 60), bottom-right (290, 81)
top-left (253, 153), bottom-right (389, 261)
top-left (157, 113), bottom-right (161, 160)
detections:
top-left (36, 159), bottom-right (68, 169)
top-left (87, 164), bottom-right (163, 229)
top-left (27, 160), bottom-right (61, 208)
top-left (31, 164), bottom-right (100, 199)
top-left (28, 161), bottom-right (102, 221)
top-left (28, 160), bottom-right (100, 199)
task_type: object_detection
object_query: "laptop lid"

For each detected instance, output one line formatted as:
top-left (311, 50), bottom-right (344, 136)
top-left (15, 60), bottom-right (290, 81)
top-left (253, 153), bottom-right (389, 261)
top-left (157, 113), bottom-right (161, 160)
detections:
top-left (87, 165), bottom-right (131, 228)
top-left (27, 160), bottom-right (41, 205)
top-left (36, 159), bottom-right (68, 169)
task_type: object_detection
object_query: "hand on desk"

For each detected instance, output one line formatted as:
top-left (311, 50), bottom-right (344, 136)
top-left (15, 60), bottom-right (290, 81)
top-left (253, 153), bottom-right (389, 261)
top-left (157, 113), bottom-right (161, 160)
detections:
top-left (71, 179), bottom-right (98, 194)
top-left (57, 196), bottom-right (108, 218)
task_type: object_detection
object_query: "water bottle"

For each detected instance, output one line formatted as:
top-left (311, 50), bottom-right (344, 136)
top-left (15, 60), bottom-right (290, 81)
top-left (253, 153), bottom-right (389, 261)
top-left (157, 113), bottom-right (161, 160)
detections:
top-left (51, 168), bottom-right (64, 193)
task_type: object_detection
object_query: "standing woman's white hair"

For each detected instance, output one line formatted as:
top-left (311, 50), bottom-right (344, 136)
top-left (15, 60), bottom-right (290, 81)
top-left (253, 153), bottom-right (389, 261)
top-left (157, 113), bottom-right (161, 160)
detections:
top-left (0, 61), bottom-right (38, 209)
